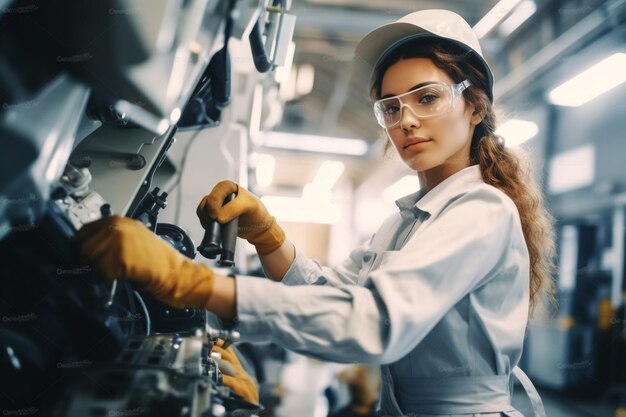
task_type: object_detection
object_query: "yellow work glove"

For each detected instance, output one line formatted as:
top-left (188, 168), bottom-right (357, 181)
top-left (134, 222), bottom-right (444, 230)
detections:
top-left (196, 180), bottom-right (285, 255)
top-left (75, 216), bottom-right (215, 310)
top-left (212, 339), bottom-right (259, 404)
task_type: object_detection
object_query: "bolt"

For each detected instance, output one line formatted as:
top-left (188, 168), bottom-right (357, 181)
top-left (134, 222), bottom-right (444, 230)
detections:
top-left (126, 154), bottom-right (146, 170)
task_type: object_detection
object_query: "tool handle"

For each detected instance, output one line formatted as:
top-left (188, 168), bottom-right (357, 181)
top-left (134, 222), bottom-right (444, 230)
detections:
top-left (197, 192), bottom-right (237, 267)
top-left (198, 220), bottom-right (221, 259)
top-left (218, 193), bottom-right (237, 267)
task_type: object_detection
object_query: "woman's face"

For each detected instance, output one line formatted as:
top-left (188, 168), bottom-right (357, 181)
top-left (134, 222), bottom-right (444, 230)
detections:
top-left (380, 57), bottom-right (482, 174)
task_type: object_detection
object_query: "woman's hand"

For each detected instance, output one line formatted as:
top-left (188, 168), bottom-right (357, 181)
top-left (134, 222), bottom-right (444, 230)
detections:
top-left (196, 180), bottom-right (285, 255)
top-left (212, 339), bottom-right (259, 404)
top-left (75, 216), bottom-right (225, 312)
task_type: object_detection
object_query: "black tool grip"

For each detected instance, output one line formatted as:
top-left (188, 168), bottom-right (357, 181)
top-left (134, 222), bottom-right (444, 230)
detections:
top-left (198, 221), bottom-right (221, 259)
top-left (197, 193), bottom-right (237, 267)
top-left (218, 193), bottom-right (237, 267)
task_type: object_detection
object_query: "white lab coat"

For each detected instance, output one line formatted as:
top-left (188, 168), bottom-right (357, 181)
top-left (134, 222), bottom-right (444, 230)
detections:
top-left (233, 165), bottom-right (544, 416)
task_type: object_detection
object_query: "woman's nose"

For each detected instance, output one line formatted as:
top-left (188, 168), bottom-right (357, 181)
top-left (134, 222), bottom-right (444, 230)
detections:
top-left (399, 104), bottom-right (422, 130)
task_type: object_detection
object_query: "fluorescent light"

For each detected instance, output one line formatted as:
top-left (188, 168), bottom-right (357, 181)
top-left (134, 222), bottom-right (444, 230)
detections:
top-left (312, 160), bottom-right (345, 189)
top-left (383, 175), bottom-right (419, 202)
top-left (302, 183), bottom-right (331, 203)
top-left (498, 0), bottom-right (536, 37)
top-left (356, 198), bottom-right (396, 236)
top-left (548, 144), bottom-right (595, 194)
top-left (495, 119), bottom-right (538, 147)
top-left (473, 0), bottom-right (522, 38)
top-left (261, 195), bottom-right (341, 224)
top-left (261, 159), bottom-right (346, 223)
top-left (260, 131), bottom-right (369, 156)
top-left (548, 53), bottom-right (626, 107)
top-left (255, 154), bottom-right (275, 187)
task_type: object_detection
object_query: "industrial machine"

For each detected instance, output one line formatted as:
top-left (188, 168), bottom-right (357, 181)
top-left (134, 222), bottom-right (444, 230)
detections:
top-left (0, 0), bottom-right (295, 415)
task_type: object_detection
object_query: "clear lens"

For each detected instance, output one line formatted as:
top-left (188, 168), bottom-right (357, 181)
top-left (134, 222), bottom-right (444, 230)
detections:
top-left (374, 80), bottom-right (470, 129)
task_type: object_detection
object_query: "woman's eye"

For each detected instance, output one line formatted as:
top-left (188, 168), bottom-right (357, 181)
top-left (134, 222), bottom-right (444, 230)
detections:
top-left (419, 94), bottom-right (438, 104)
top-left (383, 105), bottom-right (400, 115)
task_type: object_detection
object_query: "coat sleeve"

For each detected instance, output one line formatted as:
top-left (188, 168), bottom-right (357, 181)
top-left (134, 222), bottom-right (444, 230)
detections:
top-left (280, 214), bottom-right (400, 287)
top-left (279, 237), bottom-right (372, 287)
top-left (233, 188), bottom-right (526, 364)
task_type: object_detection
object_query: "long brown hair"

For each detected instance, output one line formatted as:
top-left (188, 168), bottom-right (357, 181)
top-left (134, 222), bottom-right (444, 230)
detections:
top-left (370, 41), bottom-right (556, 316)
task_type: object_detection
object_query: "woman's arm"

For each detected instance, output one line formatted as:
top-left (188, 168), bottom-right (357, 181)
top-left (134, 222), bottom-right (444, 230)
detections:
top-left (258, 238), bottom-right (296, 281)
top-left (197, 180), bottom-right (370, 286)
top-left (229, 188), bottom-right (526, 364)
top-left (76, 187), bottom-right (524, 364)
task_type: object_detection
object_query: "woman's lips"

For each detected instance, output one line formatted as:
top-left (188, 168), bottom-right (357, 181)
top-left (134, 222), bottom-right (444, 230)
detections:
top-left (404, 138), bottom-right (431, 150)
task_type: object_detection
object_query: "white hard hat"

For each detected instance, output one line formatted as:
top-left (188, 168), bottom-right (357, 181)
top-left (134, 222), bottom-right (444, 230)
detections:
top-left (354, 9), bottom-right (494, 101)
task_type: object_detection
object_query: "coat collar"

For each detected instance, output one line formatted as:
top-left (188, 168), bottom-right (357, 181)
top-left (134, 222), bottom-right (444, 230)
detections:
top-left (395, 165), bottom-right (483, 218)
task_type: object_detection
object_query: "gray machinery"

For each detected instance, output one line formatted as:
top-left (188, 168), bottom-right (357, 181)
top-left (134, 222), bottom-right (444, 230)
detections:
top-left (0, 0), bottom-right (295, 415)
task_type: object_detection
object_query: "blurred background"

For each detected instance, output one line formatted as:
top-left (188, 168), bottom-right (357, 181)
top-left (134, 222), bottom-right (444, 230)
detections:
top-left (1, 0), bottom-right (625, 416)
top-left (162, 1), bottom-right (626, 415)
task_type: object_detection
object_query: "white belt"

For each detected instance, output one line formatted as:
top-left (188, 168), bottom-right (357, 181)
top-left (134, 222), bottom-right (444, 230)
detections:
top-left (378, 365), bottom-right (546, 417)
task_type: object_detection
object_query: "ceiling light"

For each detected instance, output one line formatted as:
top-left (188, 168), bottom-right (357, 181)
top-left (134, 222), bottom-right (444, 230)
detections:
top-left (495, 119), bottom-right (538, 147)
top-left (383, 175), bottom-right (419, 202)
top-left (548, 145), bottom-right (595, 194)
top-left (260, 131), bottom-right (369, 156)
top-left (498, 0), bottom-right (537, 37)
top-left (301, 160), bottom-right (345, 204)
top-left (312, 160), bottom-right (345, 189)
top-left (548, 53), bottom-right (626, 107)
top-left (302, 183), bottom-right (331, 203)
top-left (261, 195), bottom-right (341, 224)
top-left (473, 0), bottom-right (522, 38)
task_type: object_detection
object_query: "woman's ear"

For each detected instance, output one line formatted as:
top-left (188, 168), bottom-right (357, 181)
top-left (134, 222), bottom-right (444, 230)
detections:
top-left (469, 105), bottom-right (484, 126)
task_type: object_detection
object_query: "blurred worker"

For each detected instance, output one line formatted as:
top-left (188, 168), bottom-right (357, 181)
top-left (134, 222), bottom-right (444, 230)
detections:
top-left (77, 9), bottom-right (554, 417)
top-left (328, 365), bottom-right (380, 417)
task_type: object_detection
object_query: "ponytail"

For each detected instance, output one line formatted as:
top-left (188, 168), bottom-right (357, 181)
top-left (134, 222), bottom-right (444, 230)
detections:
top-left (474, 131), bottom-right (557, 316)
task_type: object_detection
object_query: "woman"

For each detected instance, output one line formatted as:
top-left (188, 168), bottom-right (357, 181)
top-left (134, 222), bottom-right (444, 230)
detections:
top-left (77, 9), bottom-right (555, 417)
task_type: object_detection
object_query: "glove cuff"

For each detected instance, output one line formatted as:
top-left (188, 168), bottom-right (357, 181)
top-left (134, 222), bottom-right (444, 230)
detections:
top-left (248, 216), bottom-right (285, 255)
top-left (149, 260), bottom-right (215, 310)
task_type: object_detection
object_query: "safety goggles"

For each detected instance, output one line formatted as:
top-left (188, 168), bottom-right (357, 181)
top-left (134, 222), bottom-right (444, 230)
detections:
top-left (373, 80), bottom-right (471, 129)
